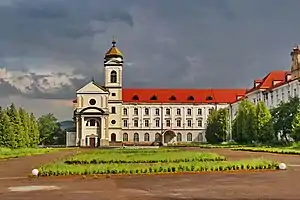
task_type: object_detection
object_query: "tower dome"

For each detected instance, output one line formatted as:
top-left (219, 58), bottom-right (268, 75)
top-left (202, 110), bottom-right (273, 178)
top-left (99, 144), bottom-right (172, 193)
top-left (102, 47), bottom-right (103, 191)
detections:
top-left (104, 38), bottom-right (123, 59)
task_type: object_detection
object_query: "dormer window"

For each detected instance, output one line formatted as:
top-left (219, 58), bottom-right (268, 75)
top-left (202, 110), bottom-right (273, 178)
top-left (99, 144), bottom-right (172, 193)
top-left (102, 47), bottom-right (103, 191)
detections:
top-left (206, 96), bottom-right (213, 101)
top-left (150, 95), bottom-right (157, 100)
top-left (132, 95), bottom-right (139, 100)
top-left (169, 95), bottom-right (176, 100)
top-left (187, 96), bottom-right (194, 101)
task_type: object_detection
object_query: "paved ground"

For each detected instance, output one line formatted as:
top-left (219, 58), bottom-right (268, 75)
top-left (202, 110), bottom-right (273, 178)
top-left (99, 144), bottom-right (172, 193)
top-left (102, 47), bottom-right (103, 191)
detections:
top-left (0, 148), bottom-right (300, 200)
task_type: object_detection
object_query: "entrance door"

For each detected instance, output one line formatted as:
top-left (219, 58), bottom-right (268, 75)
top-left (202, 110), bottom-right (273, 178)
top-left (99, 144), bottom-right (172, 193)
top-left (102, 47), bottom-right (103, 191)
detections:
top-left (89, 138), bottom-right (95, 147)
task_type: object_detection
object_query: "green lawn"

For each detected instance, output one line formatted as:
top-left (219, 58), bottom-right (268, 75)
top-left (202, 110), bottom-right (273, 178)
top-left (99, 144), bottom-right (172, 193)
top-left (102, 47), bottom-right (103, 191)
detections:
top-left (0, 147), bottom-right (61, 159)
top-left (38, 148), bottom-right (279, 176)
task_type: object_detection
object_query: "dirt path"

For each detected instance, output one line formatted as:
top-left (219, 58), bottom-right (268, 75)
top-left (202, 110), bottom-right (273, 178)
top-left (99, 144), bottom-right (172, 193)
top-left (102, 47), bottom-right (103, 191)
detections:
top-left (1, 148), bottom-right (300, 200)
top-left (0, 148), bottom-right (78, 178)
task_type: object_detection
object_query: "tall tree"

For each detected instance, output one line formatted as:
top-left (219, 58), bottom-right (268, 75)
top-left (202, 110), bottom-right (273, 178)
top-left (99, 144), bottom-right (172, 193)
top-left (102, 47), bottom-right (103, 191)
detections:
top-left (6, 104), bottom-right (26, 148)
top-left (29, 113), bottom-right (40, 147)
top-left (271, 96), bottom-right (300, 142)
top-left (38, 113), bottom-right (60, 145)
top-left (256, 101), bottom-right (275, 143)
top-left (232, 100), bottom-right (257, 144)
top-left (18, 107), bottom-right (31, 146)
top-left (205, 108), bottom-right (229, 144)
top-left (0, 110), bottom-right (16, 148)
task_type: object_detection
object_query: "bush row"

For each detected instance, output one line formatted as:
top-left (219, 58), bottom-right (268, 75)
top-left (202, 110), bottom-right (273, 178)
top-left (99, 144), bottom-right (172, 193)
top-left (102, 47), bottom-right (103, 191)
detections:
top-left (232, 147), bottom-right (300, 155)
top-left (38, 161), bottom-right (279, 176)
top-left (0, 148), bottom-right (59, 159)
top-left (64, 156), bottom-right (226, 164)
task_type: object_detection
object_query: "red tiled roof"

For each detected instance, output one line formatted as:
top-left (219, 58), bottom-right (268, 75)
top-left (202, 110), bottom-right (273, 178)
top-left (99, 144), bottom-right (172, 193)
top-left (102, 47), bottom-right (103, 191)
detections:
top-left (246, 70), bottom-right (289, 94)
top-left (122, 88), bottom-right (246, 104)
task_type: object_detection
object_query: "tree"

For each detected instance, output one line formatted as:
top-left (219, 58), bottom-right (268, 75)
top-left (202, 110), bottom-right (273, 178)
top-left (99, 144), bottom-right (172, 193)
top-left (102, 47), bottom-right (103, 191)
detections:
top-left (271, 96), bottom-right (300, 142)
top-left (6, 104), bottom-right (26, 148)
top-left (0, 110), bottom-right (16, 148)
top-left (38, 113), bottom-right (61, 145)
top-left (205, 108), bottom-right (229, 144)
top-left (232, 99), bottom-right (257, 144)
top-left (256, 101), bottom-right (275, 143)
top-left (18, 107), bottom-right (31, 146)
top-left (28, 113), bottom-right (40, 147)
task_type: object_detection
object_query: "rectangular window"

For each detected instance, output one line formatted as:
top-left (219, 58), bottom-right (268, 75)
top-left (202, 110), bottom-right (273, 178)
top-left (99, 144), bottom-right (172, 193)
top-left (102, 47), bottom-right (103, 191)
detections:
top-left (294, 88), bottom-right (297, 97)
top-left (197, 108), bottom-right (202, 115)
top-left (123, 108), bottom-right (127, 115)
top-left (166, 108), bottom-right (170, 115)
top-left (177, 109), bottom-right (181, 115)
top-left (187, 120), bottom-right (192, 127)
top-left (155, 108), bottom-right (160, 115)
top-left (144, 108), bottom-right (149, 115)
top-left (145, 120), bottom-right (149, 127)
top-left (176, 119), bottom-right (181, 127)
top-left (187, 109), bottom-right (191, 115)
top-left (134, 120), bottom-right (139, 127)
top-left (208, 108), bottom-right (213, 114)
top-left (166, 119), bottom-right (171, 127)
top-left (155, 119), bottom-right (160, 127)
top-left (123, 120), bottom-right (128, 127)
top-left (111, 107), bottom-right (116, 114)
top-left (134, 108), bottom-right (138, 115)
top-left (198, 119), bottom-right (202, 127)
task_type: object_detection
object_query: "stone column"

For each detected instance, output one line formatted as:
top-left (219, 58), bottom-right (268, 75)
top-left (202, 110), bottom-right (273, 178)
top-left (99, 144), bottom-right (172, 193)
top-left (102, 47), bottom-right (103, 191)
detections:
top-left (81, 117), bottom-right (85, 146)
top-left (99, 116), bottom-right (109, 146)
top-left (95, 136), bottom-right (98, 147)
top-left (75, 116), bottom-right (80, 146)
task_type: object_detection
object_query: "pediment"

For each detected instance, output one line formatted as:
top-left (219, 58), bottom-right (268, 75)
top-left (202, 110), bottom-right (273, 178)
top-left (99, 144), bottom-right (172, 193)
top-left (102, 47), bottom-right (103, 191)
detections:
top-left (77, 81), bottom-right (108, 94)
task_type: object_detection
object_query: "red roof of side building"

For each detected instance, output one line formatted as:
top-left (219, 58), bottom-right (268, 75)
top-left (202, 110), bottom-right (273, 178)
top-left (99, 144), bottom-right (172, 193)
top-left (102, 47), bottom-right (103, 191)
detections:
top-left (73, 89), bottom-right (246, 104)
top-left (122, 88), bottom-right (246, 104)
top-left (246, 70), bottom-right (289, 94)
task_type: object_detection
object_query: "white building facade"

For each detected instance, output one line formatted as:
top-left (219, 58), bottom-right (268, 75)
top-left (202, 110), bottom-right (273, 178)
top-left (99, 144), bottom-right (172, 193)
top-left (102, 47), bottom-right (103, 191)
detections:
top-left (228, 45), bottom-right (300, 140)
top-left (66, 40), bottom-right (247, 147)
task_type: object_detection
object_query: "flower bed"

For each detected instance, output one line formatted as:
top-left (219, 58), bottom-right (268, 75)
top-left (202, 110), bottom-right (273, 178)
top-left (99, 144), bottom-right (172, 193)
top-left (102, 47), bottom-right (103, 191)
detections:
top-left (232, 147), bottom-right (300, 155)
top-left (37, 148), bottom-right (279, 177)
top-left (64, 150), bottom-right (226, 164)
top-left (38, 159), bottom-right (279, 176)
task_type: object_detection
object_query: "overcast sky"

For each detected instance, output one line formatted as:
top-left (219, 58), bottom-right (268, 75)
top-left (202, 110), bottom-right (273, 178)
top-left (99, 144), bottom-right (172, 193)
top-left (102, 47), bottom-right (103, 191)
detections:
top-left (0, 0), bottom-right (299, 120)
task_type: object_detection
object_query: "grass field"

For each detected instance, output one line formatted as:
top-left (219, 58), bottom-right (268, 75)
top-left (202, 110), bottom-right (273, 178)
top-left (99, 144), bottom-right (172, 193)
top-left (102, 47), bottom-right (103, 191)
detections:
top-left (38, 148), bottom-right (279, 176)
top-left (0, 147), bottom-right (61, 159)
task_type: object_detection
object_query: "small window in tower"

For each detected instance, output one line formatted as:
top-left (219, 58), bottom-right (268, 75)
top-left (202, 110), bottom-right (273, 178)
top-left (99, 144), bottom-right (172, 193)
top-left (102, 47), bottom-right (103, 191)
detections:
top-left (132, 95), bottom-right (139, 100)
top-left (206, 96), bottom-right (213, 101)
top-left (112, 93), bottom-right (116, 96)
top-left (187, 96), bottom-right (194, 101)
top-left (110, 70), bottom-right (117, 83)
top-left (150, 95), bottom-right (157, 100)
top-left (169, 95), bottom-right (176, 101)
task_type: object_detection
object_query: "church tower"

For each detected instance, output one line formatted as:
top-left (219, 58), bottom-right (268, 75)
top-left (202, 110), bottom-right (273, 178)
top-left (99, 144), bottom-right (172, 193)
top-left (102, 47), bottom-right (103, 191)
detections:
top-left (291, 45), bottom-right (300, 80)
top-left (104, 39), bottom-right (123, 143)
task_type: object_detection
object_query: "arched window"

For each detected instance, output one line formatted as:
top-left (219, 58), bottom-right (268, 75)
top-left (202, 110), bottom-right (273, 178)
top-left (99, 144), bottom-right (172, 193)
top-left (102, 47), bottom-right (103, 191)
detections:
top-left (144, 133), bottom-right (150, 141)
top-left (169, 95), bottom-right (176, 100)
top-left (155, 133), bottom-right (161, 142)
top-left (110, 70), bottom-right (117, 83)
top-left (177, 133), bottom-right (182, 142)
top-left (132, 95), bottom-right (139, 100)
top-left (123, 133), bottom-right (128, 141)
top-left (111, 133), bottom-right (116, 142)
top-left (150, 95), bottom-right (157, 100)
top-left (187, 96), bottom-right (194, 101)
top-left (187, 133), bottom-right (192, 142)
top-left (134, 133), bottom-right (139, 142)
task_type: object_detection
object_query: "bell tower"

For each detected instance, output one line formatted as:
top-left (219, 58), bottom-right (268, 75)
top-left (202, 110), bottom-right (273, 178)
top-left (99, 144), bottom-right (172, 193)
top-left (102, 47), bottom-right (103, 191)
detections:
top-left (291, 45), bottom-right (300, 80)
top-left (104, 39), bottom-right (123, 143)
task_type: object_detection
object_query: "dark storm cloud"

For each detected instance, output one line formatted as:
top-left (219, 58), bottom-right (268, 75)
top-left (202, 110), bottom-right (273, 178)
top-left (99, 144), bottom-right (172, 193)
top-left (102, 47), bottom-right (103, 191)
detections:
top-left (1, 0), bottom-right (300, 100)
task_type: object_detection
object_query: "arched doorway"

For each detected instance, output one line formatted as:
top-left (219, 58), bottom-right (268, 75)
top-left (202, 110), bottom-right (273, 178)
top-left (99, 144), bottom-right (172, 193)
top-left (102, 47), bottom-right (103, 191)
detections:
top-left (163, 130), bottom-right (176, 145)
top-left (111, 133), bottom-right (116, 142)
